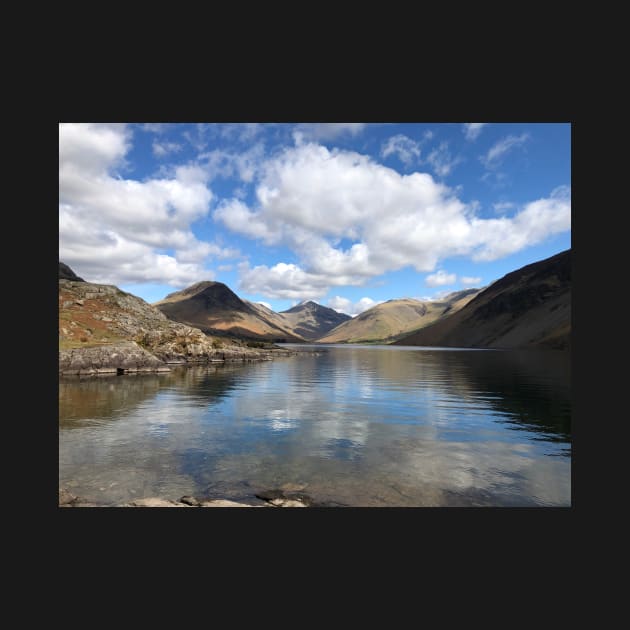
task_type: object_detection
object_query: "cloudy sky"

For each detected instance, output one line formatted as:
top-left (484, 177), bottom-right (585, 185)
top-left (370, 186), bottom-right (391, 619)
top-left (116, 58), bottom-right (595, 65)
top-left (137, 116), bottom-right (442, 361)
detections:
top-left (59, 122), bottom-right (570, 316)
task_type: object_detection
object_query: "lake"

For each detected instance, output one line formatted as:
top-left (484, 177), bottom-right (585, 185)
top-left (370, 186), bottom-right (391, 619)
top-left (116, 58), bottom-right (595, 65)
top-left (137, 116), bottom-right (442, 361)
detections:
top-left (59, 345), bottom-right (571, 507)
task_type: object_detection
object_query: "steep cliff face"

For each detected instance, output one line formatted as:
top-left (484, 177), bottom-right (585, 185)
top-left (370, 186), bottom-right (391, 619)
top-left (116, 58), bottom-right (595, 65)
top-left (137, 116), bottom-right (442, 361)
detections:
top-left (394, 250), bottom-right (571, 350)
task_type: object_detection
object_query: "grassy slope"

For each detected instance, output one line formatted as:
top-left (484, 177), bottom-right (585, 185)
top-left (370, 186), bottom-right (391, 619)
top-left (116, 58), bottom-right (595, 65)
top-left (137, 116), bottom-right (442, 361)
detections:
top-left (317, 293), bottom-right (479, 344)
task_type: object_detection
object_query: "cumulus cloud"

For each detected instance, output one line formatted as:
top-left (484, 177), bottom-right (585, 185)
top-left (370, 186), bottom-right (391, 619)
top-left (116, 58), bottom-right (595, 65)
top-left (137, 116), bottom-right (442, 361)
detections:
top-left (59, 123), bottom-right (225, 287)
top-left (237, 261), bottom-right (333, 300)
top-left (199, 143), bottom-right (265, 183)
top-left (460, 276), bottom-right (482, 286)
top-left (463, 123), bottom-right (487, 141)
top-left (469, 185), bottom-right (571, 261)
top-left (426, 142), bottom-right (462, 177)
top-left (294, 123), bottom-right (366, 142)
top-left (381, 134), bottom-right (421, 167)
top-left (328, 296), bottom-right (380, 317)
top-left (482, 133), bottom-right (529, 169)
top-left (425, 270), bottom-right (457, 287)
top-left (152, 140), bottom-right (183, 158)
top-left (213, 141), bottom-right (570, 300)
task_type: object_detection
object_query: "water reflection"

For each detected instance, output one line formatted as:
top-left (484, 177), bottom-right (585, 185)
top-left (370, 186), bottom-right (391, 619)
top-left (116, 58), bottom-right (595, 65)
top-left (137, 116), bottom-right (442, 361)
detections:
top-left (59, 347), bottom-right (571, 506)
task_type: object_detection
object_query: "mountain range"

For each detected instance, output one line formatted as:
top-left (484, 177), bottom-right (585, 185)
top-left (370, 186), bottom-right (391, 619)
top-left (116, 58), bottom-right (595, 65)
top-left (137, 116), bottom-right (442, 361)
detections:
top-left (154, 282), bottom-right (350, 342)
top-left (60, 248), bottom-right (571, 353)
top-left (317, 290), bottom-right (480, 344)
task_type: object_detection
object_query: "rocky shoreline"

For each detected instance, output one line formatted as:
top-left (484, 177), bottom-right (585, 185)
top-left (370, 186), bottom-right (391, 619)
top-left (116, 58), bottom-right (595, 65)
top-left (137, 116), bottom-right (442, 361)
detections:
top-left (59, 487), bottom-right (332, 508)
top-left (59, 340), bottom-right (307, 376)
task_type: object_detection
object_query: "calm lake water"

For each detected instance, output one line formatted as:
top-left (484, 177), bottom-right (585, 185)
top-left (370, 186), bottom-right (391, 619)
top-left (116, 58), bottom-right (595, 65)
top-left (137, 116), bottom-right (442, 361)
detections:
top-left (59, 345), bottom-right (571, 507)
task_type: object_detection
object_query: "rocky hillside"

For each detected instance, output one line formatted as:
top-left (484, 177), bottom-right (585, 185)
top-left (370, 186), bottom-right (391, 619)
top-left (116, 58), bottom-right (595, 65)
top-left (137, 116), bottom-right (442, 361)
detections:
top-left (394, 250), bottom-right (571, 350)
top-left (317, 290), bottom-right (481, 344)
top-left (59, 266), bottom-right (289, 375)
top-left (279, 301), bottom-right (351, 341)
top-left (154, 281), bottom-right (305, 342)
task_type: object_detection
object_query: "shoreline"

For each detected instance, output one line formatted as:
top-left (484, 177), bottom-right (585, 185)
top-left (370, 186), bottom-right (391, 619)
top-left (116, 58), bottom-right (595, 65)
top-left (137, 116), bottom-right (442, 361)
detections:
top-left (59, 342), bottom-right (321, 376)
top-left (59, 487), bottom-right (327, 508)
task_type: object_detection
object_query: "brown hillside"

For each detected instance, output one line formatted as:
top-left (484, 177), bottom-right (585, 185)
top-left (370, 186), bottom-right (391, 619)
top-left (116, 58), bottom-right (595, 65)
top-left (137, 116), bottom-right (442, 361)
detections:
top-left (279, 301), bottom-right (351, 341)
top-left (317, 290), bottom-right (480, 344)
top-left (155, 281), bottom-right (305, 342)
top-left (394, 250), bottom-right (571, 350)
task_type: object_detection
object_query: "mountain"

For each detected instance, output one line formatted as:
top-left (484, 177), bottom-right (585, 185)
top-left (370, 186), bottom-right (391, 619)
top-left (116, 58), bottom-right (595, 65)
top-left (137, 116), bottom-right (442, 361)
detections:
top-left (394, 249), bottom-right (571, 350)
top-left (317, 290), bottom-right (481, 344)
top-left (154, 281), bottom-right (305, 342)
top-left (279, 301), bottom-right (351, 341)
top-left (59, 261), bottom-right (84, 281)
top-left (59, 264), bottom-right (277, 374)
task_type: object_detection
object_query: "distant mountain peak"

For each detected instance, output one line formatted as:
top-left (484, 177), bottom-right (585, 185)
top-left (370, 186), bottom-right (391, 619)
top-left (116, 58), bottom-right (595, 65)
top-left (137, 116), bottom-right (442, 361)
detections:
top-left (59, 262), bottom-right (84, 282)
top-left (283, 300), bottom-right (323, 314)
top-left (162, 280), bottom-right (218, 301)
top-left (279, 300), bottom-right (351, 339)
top-left (155, 280), bottom-right (305, 342)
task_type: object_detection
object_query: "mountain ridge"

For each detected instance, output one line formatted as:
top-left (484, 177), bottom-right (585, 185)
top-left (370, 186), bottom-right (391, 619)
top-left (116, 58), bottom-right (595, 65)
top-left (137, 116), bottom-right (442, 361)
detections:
top-left (394, 249), bottom-right (570, 350)
top-left (317, 290), bottom-right (481, 344)
top-left (279, 301), bottom-right (350, 340)
top-left (155, 281), bottom-right (305, 342)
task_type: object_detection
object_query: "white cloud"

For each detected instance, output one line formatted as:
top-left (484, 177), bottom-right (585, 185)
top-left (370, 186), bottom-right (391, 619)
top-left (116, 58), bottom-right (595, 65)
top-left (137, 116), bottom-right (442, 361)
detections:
top-left (256, 301), bottom-right (272, 310)
top-left (294, 123), bottom-right (366, 142)
top-left (199, 143), bottom-right (265, 183)
top-left (381, 134), bottom-right (421, 167)
top-left (463, 123), bottom-right (487, 141)
top-left (152, 140), bottom-right (183, 158)
top-left (142, 123), bottom-right (168, 134)
top-left (328, 296), bottom-right (380, 317)
top-left (481, 133), bottom-right (529, 168)
top-left (217, 264), bottom-right (233, 272)
top-left (469, 185), bottom-right (571, 261)
top-left (493, 201), bottom-right (514, 213)
top-left (213, 141), bottom-right (571, 300)
top-left (237, 261), bottom-right (332, 300)
top-left (425, 270), bottom-right (457, 287)
top-left (460, 276), bottom-right (482, 286)
top-left (59, 123), bottom-right (221, 287)
top-left (426, 142), bottom-right (462, 177)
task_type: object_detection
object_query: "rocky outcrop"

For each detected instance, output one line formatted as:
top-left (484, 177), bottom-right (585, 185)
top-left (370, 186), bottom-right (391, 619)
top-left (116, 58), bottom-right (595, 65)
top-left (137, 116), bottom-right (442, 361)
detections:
top-left (59, 341), bottom-right (170, 375)
top-left (59, 277), bottom-right (301, 374)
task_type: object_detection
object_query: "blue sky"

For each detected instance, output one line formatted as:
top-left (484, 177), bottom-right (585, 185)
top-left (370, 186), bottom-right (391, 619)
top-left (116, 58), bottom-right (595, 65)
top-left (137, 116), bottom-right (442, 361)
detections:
top-left (59, 122), bottom-right (570, 316)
